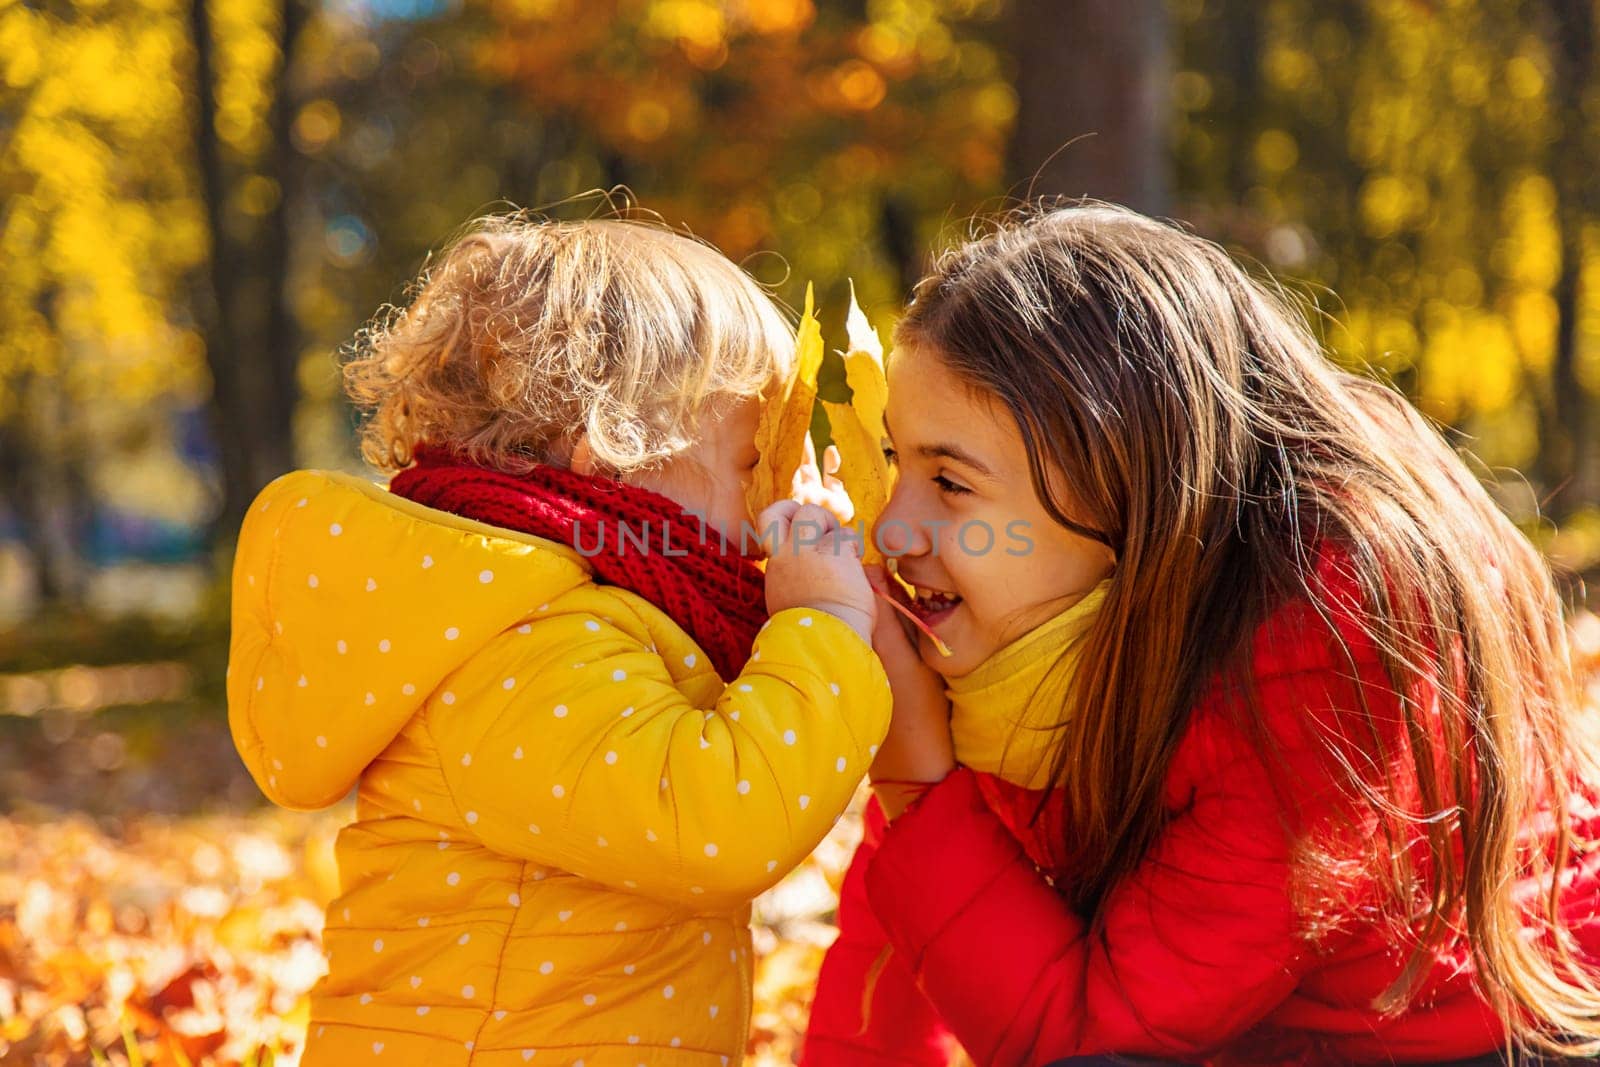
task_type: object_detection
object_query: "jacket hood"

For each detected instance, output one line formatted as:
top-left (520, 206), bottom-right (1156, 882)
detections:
top-left (226, 469), bottom-right (592, 810)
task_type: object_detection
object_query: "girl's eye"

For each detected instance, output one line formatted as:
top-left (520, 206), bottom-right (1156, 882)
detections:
top-left (883, 444), bottom-right (969, 496)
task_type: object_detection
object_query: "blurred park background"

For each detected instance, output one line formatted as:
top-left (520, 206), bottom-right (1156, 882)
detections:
top-left (10, 0), bottom-right (1600, 1062)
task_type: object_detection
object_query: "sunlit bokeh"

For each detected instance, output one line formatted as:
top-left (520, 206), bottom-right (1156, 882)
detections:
top-left (6, 0), bottom-right (1600, 1062)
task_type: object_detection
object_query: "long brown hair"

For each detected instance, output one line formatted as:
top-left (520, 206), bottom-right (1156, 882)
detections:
top-left (895, 201), bottom-right (1600, 1052)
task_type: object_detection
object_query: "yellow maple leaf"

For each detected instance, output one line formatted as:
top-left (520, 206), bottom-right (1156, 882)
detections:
top-left (820, 282), bottom-right (893, 565)
top-left (746, 283), bottom-right (824, 522)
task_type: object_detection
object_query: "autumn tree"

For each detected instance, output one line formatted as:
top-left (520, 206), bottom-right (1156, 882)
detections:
top-left (188, 0), bottom-right (310, 538)
top-left (1174, 0), bottom-right (1597, 547)
top-left (12, 0), bottom-right (1600, 621)
top-left (1, 0), bottom-right (212, 603)
top-left (1008, 0), bottom-right (1172, 213)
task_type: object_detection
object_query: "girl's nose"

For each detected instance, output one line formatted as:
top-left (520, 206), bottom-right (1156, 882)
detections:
top-left (872, 493), bottom-right (929, 558)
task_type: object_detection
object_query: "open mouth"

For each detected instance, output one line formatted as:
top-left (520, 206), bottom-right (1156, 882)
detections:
top-left (888, 572), bottom-right (964, 624)
top-left (874, 574), bottom-right (957, 657)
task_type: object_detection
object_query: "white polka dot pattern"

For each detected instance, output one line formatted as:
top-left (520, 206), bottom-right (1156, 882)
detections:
top-left (226, 473), bottom-right (893, 1064)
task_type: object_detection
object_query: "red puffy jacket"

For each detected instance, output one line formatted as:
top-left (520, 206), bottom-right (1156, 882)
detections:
top-left (802, 561), bottom-right (1600, 1066)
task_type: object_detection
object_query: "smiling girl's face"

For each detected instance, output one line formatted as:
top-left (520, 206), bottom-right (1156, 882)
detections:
top-left (874, 347), bottom-right (1116, 677)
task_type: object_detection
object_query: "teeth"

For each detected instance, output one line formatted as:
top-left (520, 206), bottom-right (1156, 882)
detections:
top-left (912, 586), bottom-right (961, 611)
top-left (900, 580), bottom-right (962, 610)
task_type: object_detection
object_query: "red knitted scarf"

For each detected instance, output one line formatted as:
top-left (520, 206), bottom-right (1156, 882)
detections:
top-left (388, 447), bottom-right (768, 682)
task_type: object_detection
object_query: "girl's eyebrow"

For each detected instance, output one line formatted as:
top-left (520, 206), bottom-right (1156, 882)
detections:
top-left (883, 412), bottom-right (998, 480)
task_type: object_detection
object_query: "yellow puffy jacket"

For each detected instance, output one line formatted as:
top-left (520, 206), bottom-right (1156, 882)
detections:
top-left (226, 470), bottom-right (892, 1066)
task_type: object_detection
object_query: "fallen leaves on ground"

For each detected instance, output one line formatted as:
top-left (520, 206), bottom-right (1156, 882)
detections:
top-left (6, 613), bottom-right (1600, 1064)
top-left (0, 787), bottom-right (868, 1066)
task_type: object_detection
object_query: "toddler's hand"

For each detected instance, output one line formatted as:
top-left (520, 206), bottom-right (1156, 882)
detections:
top-left (758, 499), bottom-right (874, 644)
top-left (792, 439), bottom-right (854, 525)
top-left (862, 564), bottom-right (956, 818)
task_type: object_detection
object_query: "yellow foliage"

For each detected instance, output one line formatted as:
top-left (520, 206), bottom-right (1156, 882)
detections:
top-left (644, 0), bottom-right (727, 50)
top-left (1505, 53), bottom-right (1546, 99)
top-left (1254, 128), bottom-right (1299, 174)
top-left (739, 0), bottom-right (814, 36)
top-left (820, 283), bottom-right (894, 565)
top-left (1422, 307), bottom-right (1519, 418)
top-left (1509, 289), bottom-right (1558, 371)
top-left (1502, 172), bottom-right (1560, 290)
top-left (213, 0), bottom-right (281, 157)
top-left (747, 283), bottom-right (824, 520)
top-left (0, 0), bottom-right (254, 440)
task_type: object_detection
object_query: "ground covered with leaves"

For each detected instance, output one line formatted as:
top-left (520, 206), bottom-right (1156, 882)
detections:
top-left (0, 729), bottom-right (865, 1066)
top-left (5, 613), bottom-right (1600, 1065)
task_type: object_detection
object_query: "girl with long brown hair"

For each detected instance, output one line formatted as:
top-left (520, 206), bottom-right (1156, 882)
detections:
top-left (803, 203), bottom-right (1600, 1065)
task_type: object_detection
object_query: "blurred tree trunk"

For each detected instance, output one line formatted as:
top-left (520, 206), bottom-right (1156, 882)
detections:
top-left (260, 0), bottom-right (308, 485)
top-left (1008, 0), bottom-right (1171, 215)
top-left (1543, 0), bottom-right (1595, 517)
top-left (879, 195), bottom-right (922, 299)
top-left (0, 393), bottom-right (69, 609)
top-left (1222, 6), bottom-right (1262, 199)
top-left (0, 373), bottom-right (89, 611)
top-left (188, 0), bottom-right (304, 542)
top-left (189, 0), bottom-right (258, 542)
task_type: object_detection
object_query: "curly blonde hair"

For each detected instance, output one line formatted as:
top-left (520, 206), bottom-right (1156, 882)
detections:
top-left (343, 213), bottom-right (795, 476)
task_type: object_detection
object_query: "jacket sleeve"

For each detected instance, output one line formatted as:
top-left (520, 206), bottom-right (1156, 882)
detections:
top-left (861, 662), bottom-right (1382, 1066)
top-left (803, 794), bottom-right (956, 1067)
top-left (429, 604), bottom-right (893, 905)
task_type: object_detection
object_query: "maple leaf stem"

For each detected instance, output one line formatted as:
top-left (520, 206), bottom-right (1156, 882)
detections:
top-left (874, 589), bottom-right (954, 657)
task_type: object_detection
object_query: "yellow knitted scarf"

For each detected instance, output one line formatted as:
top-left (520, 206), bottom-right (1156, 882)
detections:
top-left (944, 580), bottom-right (1110, 789)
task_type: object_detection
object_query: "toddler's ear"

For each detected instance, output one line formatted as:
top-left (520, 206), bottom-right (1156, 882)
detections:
top-left (567, 432), bottom-right (596, 476)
